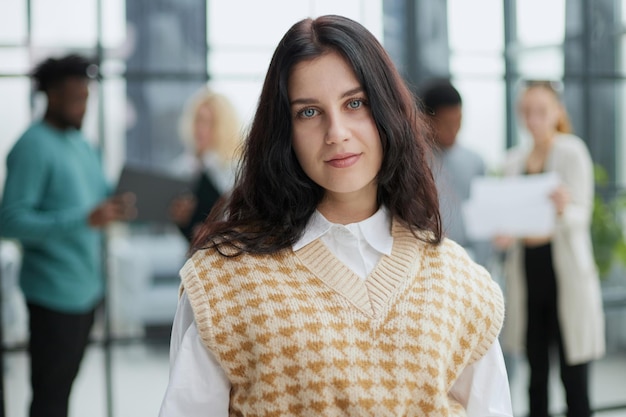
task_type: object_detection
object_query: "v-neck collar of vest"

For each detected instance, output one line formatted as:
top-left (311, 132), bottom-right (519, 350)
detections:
top-left (293, 219), bottom-right (424, 318)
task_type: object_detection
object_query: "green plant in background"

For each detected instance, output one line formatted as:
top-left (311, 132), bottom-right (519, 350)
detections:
top-left (591, 165), bottom-right (626, 279)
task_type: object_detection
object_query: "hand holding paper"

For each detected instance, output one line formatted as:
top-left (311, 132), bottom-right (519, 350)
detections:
top-left (461, 172), bottom-right (560, 240)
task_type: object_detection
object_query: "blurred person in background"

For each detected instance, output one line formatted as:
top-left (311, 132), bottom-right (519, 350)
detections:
top-left (169, 87), bottom-right (242, 243)
top-left (419, 79), bottom-right (491, 267)
top-left (498, 81), bottom-right (605, 417)
top-left (0, 54), bottom-right (135, 417)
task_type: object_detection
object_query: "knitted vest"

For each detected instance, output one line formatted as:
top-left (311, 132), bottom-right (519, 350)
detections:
top-left (182, 221), bottom-right (505, 417)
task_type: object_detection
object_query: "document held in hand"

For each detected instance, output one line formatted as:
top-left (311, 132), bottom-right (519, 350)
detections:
top-left (462, 172), bottom-right (561, 240)
top-left (115, 164), bottom-right (193, 223)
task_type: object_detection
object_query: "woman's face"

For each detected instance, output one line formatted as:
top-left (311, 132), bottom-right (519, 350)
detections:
top-left (519, 87), bottom-right (562, 140)
top-left (193, 102), bottom-right (214, 154)
top-left (288, 51), bottom-right (383, 207)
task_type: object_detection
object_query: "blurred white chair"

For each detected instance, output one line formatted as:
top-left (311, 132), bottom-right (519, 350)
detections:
top-left (0, 240), bottom-right (28, 346)
top-left (108, 229), bottom-right (188, 337)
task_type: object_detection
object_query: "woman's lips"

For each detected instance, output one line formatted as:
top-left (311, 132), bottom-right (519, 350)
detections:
top-left (326, 153), bottom-right (361, 168)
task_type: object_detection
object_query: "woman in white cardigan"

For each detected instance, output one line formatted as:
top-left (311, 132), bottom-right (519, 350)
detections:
top-left (499, 81), bottom-right (605, 417)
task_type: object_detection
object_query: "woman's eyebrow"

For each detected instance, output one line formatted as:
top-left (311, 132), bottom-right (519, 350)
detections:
top-left (290, 86), bottom-right (364, 106)
top-left (340, 86), bottom-right (363, 99)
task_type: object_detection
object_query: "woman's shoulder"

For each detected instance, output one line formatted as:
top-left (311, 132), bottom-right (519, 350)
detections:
top-left (186, 245), bottom-right (240, 268)
top-left (436, 238), bottom-right (483, 266)
top-left (554, 133), bottom-right (588, 154)
top-left (547, 134), bottom-right (592, 170)
top-left (418, 237), bottom-right (493, 285)
top-left (185, 245), bottom-right (289, 275)
top-left (394, 223), bottom-right (485, 272)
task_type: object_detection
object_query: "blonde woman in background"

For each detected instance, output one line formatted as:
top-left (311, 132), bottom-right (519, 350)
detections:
top-left (499, 81), bottom-right (605, 417)
top-left (170, 87), bottom-right (242, 243)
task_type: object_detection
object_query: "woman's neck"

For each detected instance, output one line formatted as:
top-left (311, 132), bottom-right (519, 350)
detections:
top-left (317, 193), bottom-right (378, 225)
top-left (532, 131), bottom-right (557, 153)
top-left (526, 132), bottom-right (557, 174)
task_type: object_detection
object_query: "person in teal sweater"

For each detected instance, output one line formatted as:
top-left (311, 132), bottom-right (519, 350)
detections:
top-left (0, 54), bottom-right (134, 417)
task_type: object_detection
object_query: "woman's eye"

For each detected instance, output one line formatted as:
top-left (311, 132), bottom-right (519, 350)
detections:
top-left (348, 99), bottom-right (362, 109)
top-left (299, 108), bottom-right (317, 118)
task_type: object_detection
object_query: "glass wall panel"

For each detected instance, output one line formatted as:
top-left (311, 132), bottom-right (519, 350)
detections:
top-left (208, 49), bottom-right (276, 79)
top-left (622, 34), bottom-right (626, 78)
top-left (588, 0), bottom-right (620, 76)
top-left (125, 79), bottom-right (204, 168)
top-left (126, 4), bottom-right (206, 75)
top-left (101, 0), bottom-right (127, 49)
top-left (0, 0), bottom-right (27, 44)
top-left (588, 80), bottom-right (621, 186)
top-left (446, 0), bottom-right (505, 170)
top-left (313, 0), bottom-right (383, 39)
top-left (313, 0), bottom-right (363, 19)
top-left (101, 77), bottom-right (129, 181)
top-left (449, 54), bottom-right (504, 77)
top-left (206, 0), bottom-right (384, 130)
top-left (2, 1), bottom-right (626, 417)
top-left (517, 48), bottom-right (564, 79)
top-left (100, 58), bottom-right (127, 78)
top-left (208, 78), bottom-right (265, 126)
top-left (81, 82), bottom-right (102, 147)
top-left (208, 0), bottom-right (309, 47)
top-left (0, 77), bottom-right (31, 192)
top-left (31, 0), bottom-right (98, 47)
top-left (448, 0), bottom-right (503, 52)
top-left (0, 48), bottom-right (30, 74)
top-left (560, 78), bottom-right (585, 147)
top-left (619, 78), bottom-right (626, 187)
top-left (517, 0), bottom-right (565, 47)
top-left (125, 0), bottom-right (207, 171)
top-left (453, 79), bottom-right (506, 170)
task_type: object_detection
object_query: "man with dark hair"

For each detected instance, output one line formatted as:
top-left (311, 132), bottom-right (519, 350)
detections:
top-left (419, 79), bottom-right (490, 266)
top-left (0, 54), bottom-right (134, 417)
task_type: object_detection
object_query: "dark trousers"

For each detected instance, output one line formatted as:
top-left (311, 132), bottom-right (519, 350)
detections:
top-left (524, 243), bottom-right (591, 417)
top-left (27, 303), bottom-right (96, 417)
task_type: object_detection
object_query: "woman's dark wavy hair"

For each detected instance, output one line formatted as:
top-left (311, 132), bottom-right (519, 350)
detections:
top-left (192, 14), bottom-right (441, 256)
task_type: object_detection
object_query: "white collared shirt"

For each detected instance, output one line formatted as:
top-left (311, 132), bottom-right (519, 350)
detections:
top-left (295, 207), bottom-right (394, 280)
top-left (159, 208), bottom-right (513, 417)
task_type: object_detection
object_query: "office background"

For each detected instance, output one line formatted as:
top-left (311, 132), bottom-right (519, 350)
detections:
top-left (1, 0), bottom-right (625, 416)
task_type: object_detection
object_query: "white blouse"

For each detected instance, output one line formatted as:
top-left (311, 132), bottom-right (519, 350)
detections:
top-left (159, 208), bottom-right (513, 416)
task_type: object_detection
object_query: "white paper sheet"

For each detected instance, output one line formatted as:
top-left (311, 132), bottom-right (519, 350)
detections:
top-left (461, 172), bottom-right (560, 240)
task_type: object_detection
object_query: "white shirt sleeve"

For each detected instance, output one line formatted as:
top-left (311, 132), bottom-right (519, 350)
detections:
top-left (158, 292), bottom-right (231, 417)
top-left (449, 340), bottom-right (513, 417)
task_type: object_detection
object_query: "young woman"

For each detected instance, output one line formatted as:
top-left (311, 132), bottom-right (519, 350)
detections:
top-left (169, 87), bottom-right (242, 242)
top-left (159, 15), bottom-right (511, 417)
top-left (500, 81), bottom-right (605, 417)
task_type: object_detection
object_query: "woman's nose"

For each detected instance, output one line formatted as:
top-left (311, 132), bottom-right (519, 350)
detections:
top-left (325, 112), bottom-right (350, 144)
